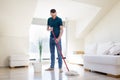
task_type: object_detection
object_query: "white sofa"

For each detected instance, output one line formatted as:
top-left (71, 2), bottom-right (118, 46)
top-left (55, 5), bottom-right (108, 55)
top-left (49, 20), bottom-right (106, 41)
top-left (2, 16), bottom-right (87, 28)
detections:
top-left (9, 54), bottom-right (29, 68)
top-left (84, 41), bottom-right (120, 76)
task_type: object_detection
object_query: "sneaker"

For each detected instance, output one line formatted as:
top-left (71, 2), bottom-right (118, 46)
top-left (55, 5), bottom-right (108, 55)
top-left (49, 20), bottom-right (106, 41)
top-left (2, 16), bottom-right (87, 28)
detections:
top-left (59, 69), bottom-right (63, 73)
top-left (45, 68), bottom-right (54, 71)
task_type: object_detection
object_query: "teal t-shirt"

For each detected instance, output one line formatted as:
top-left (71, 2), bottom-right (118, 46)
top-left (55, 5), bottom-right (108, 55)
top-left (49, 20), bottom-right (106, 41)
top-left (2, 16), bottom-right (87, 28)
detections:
top-left (47, 16), bottom-right (63, 38)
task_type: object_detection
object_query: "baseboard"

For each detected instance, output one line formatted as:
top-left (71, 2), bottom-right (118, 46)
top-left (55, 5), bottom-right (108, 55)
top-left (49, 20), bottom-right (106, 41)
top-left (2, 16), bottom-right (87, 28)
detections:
top-left (107, 74), bottom-right (120, 78)
top-left (84, 68), bottom-right (91, 71)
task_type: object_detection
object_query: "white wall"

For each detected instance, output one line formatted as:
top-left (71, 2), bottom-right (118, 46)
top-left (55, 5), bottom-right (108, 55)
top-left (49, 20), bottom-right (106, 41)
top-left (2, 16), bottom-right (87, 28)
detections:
top-left (85, 1), bottom-right (120, 45)
top-left (0, 0), bottom-right (37, 67)
top-left (67, 20), bottom-right (84, 55)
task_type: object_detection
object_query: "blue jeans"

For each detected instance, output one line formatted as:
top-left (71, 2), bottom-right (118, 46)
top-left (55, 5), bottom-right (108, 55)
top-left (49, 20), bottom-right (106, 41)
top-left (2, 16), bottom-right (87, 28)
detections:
top-left (50, 37), bottom-right (62, 69)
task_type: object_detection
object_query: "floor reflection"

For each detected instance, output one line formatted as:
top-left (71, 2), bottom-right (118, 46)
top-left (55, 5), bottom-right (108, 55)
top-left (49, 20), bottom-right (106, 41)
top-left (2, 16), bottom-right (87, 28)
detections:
top-left (59, 72), bottom-right (63, 80)
top-left (34, 72), bottom-right (42, 80)
top-left (49, 71), bottom-right (63, 80)
top-left (0, 64), bottom-right (120, 80)
top-left (50, 71), bottom-right (55, 80)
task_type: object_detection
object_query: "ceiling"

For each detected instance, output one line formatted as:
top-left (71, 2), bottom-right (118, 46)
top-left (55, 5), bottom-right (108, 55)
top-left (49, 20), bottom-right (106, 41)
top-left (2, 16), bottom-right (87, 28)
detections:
top-left (34, 0), bottom-right (101, 20)
top-left (33, 0), bottom-right (119, 39)
top-left (34, 0), bottom-right (118, 20)
top-left (72, 0), bottom-right (118, 7)
top-left (73, 0), bottom-right (119, 38)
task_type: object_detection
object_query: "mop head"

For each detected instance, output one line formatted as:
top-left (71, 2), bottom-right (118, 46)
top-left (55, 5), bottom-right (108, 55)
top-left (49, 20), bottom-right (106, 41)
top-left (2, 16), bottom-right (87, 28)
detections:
top-left (65, 71), bottom-right (79, 76)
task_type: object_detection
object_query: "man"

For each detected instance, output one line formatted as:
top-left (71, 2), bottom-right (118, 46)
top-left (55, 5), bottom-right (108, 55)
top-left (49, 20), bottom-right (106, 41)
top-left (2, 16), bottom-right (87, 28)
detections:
top-left (46, 9), bottom-right (63, 73)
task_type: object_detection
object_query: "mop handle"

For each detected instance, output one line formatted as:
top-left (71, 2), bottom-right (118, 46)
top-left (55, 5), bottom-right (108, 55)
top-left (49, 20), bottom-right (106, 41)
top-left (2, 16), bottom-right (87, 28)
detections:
top-left (51, 31), bottom-right (69, 71)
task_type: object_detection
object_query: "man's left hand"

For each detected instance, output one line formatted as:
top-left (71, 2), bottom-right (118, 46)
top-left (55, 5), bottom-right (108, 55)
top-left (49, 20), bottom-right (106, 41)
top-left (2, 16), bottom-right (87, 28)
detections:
top-left (55, 38), bottom-right (60, 43)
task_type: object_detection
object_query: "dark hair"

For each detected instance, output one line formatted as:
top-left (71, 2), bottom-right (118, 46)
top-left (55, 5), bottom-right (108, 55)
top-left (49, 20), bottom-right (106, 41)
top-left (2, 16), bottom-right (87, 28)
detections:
top-left (50, 9), bottom-right (56, 13)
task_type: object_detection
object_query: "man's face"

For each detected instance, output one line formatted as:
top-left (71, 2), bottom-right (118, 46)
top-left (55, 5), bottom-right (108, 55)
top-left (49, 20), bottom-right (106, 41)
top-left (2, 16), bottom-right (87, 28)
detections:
top-left (50, 12), bottom-right (57, 19)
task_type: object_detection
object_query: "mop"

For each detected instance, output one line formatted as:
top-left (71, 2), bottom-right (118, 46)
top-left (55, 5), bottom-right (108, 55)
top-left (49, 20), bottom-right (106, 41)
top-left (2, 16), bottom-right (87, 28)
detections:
top-left (51, 31), bottom-right (79, 76)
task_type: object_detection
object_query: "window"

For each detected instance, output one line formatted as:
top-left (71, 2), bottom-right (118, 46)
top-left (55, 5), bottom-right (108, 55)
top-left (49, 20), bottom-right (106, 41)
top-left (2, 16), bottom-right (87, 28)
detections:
top-left (29, 24), bottom-right (66, 60)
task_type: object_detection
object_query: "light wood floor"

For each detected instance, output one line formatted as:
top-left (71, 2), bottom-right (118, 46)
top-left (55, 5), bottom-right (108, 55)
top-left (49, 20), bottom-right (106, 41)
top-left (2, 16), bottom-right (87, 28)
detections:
top-left (0, 63), bottom-right (120, 80)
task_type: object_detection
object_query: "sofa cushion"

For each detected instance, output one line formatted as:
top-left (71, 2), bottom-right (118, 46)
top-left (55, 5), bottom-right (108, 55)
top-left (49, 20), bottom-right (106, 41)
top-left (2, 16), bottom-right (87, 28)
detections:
top-left (84, 55), bottom-right (120, 65)
top-left (97, 42), bottom-right (114, 55)
top-left (10, 54), bottom-right (29, 61)
top-left (109, 45), bottom-right (120, 55)
top-left (10, 61), bottom-right (29, 67)
top-left (114, 41), bottom-right (120, 46)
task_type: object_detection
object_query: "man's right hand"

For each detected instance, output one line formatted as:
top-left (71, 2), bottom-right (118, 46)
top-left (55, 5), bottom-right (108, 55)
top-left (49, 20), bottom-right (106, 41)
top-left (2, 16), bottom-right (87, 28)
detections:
top-left (47, 27), bottom-right (53, 31)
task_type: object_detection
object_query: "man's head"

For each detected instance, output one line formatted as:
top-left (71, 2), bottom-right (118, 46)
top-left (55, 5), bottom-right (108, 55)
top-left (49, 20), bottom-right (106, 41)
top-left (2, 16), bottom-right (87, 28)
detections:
top-left (50, 9), bottom-right (57, 19)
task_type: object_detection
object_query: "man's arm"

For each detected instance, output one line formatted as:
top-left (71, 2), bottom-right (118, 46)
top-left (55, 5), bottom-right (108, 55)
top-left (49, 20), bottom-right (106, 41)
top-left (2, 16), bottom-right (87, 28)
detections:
top-left (56, 18), bottom-right (63, 43)
top-left (47, 26), bottom-right (49, 31)
top-left (47, 18), bottom-right (53, 31)
top-left (56, 26), bottom-right (63, 43)
top-left (47, 26), bottom-right (53, 31)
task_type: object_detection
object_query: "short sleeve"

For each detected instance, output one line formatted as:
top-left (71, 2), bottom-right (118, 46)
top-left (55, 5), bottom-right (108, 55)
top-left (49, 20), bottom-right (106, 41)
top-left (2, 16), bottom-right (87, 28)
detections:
top-left (59, 18), bottom-right (63, 26)
top-left (47, 18), bottom-right (50, 26)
